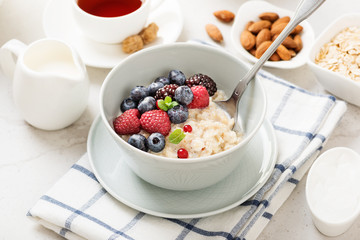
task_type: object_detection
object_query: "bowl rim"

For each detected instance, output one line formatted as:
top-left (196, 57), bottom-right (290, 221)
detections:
top-left (307, 12), bottom-right (360, 87)
top-left (230, 0), bottom-right (315, 69)
top-left (99, 42), bottom-right (267, 164)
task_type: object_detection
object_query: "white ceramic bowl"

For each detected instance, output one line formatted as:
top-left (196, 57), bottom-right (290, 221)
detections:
top-left (100, 42), bottom-right (267, 191)
top-left (306, 147), bottom-right (360, 236)
top-left (307, 13), bottom-right (360, 107)
top-left (231, 0), bottom-right (314, 69)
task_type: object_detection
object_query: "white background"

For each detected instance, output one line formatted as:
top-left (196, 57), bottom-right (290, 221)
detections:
top-left (1, 0), bottom-right (360, 239)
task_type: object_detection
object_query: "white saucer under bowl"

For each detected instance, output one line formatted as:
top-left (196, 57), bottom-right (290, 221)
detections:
top-left (42, 0), bottom-right (184, 68)
top-left (87, 116), bottom-right (278, 219)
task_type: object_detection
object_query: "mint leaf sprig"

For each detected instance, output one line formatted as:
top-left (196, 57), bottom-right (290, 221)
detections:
top-left (157, 96), bottom-right (179, 111)
top-left (169, 129), bottom-right (186, 144)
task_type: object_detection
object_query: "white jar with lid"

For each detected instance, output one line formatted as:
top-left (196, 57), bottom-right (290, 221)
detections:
top-left (306, 147), bottom-right (360, 236)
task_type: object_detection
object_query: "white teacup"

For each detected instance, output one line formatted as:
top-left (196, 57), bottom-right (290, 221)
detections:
top-left (72, 0), bottom-right (163, 44)
top-left (0, 39), bottom-right (89, 130)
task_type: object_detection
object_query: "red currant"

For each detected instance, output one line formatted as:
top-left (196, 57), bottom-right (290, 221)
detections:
top-left (177, 148), bottom-right (189, 158)
top-left (183, 125), bottom-right (192, 133)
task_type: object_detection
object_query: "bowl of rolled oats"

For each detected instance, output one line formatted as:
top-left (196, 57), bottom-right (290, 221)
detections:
top-left (308, 13), bottom-right (360, 106)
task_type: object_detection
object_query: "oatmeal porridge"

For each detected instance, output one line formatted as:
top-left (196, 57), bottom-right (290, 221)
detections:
top-left (113, 70), bottom-right (243, 158)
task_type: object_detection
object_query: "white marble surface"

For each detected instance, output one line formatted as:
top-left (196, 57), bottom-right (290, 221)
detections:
top-left (1, 0), bottom-right (360, 239)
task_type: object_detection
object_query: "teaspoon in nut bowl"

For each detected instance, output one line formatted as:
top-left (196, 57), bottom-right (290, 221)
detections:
top-left (215, 0), bottom-right (326, 132)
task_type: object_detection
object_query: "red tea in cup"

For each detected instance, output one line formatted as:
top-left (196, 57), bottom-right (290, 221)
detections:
top-left (77, 0), bottom-right (142, 17)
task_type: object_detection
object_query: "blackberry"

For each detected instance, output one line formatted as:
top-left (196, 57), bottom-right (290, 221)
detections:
top-left (185, 74), bottom-right (217, 96)
top-left (155, 84), bottom-right (179, 100)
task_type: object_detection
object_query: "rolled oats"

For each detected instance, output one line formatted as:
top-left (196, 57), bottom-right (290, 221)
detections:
top-left (315, 26), bottom-right (360, 82)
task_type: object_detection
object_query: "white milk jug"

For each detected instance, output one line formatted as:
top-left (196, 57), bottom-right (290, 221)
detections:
top-left (0, 38), bottom-right (89, 130)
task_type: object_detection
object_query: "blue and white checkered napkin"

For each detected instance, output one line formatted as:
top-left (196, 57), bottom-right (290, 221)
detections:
top-left (28, 71), bottom-right (347, 240)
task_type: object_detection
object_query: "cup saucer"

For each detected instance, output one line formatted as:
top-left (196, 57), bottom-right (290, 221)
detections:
top-left (87, 116), bottom-right (278, 219)
top-left (42, 0), bottom-right (184, 69)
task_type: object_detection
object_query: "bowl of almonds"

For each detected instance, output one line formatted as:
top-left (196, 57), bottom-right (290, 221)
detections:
top-left (231, 0), bottom-right (314, 69)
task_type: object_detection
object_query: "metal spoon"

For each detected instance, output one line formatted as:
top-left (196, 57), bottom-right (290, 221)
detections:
top-left (215, 0), bottom-right (326, 132)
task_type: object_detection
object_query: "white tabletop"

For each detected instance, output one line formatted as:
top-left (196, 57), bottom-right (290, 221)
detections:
top-left (1, 0), bottom-right (360, 239)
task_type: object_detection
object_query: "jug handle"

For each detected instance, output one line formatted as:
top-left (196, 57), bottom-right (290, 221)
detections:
top-left (0, 39), bottom-right (27, 80)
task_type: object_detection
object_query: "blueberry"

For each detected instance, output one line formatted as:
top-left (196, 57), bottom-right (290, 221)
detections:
top-left (174, 86), bottom-right (193, 105)
top-left (167, 105), bottom-right (188, 124)
top-left (120, 97), bottom-right (137, 112)
top-left (137, 96), bottom-right (156, 114)
top-left (148, 82), bottom-right (164, 96)
top-left (128, 134), bottom-right (148, 152)
top-left (154, 76), bottom-right (170, 85)
top-left (130, 86), bottom-right (149, 102)
top-left (147, 133), bottom-right (165, 152)
top-left (168, 70), bottom-right (186, 85)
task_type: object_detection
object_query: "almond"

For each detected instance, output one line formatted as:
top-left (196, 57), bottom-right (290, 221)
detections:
top-left (291, 25), bottom-right (303, 35)
top-left (256, 28), bottom-right (271, 48)
top-left (272, 16), bottom-right (290, 28)
top-left (272, 34), bottom-right (297, 49)
top-left (244, 21), bottom-right (254, 31)
top-left (283, 37), bottom-right (298, 49)
top-left (289, 49), bottom-right (296, 57)
top-left (213, 10), bottom-right (235, 22)
top-left (249, 48), bottom-right (256, 56)
top-left (240, 30), bottom-right (256, 50)
top-left (272, 33), bottom-right (279, 41)
top-left (255, 40), bottom-right (272, 59)
top-left (293, 34), bottom-right (303, 52)
top-left (205, 24), bottom-right (223, 43)
top-left (271, 22), bottom-right (287, 36)
top-left (270, 52), bottom-right (281, 61)
top-left (240, 12), bottom-right (304, 61)
top-left (259, 12), bottom-right (279, 22)
top-left (276, 44), bottom-right (292, 60)
top-left (248, 20), bottom-right (272, 34)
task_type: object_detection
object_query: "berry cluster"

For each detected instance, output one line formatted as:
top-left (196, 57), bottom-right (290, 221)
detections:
top-left (113, 69), bottom-right (217, 158)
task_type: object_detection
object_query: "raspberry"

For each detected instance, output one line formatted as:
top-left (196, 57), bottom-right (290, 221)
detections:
top-left (140, 110), bottom-right (171, 136)
top-left (185, 74), bottom-right (217, 96)
top-left (113, 109), bottom-right (141, 135)
top-left (187, 86), bottom-right (209, 109)
top-left (155, 84), bottom-right (179, 100)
